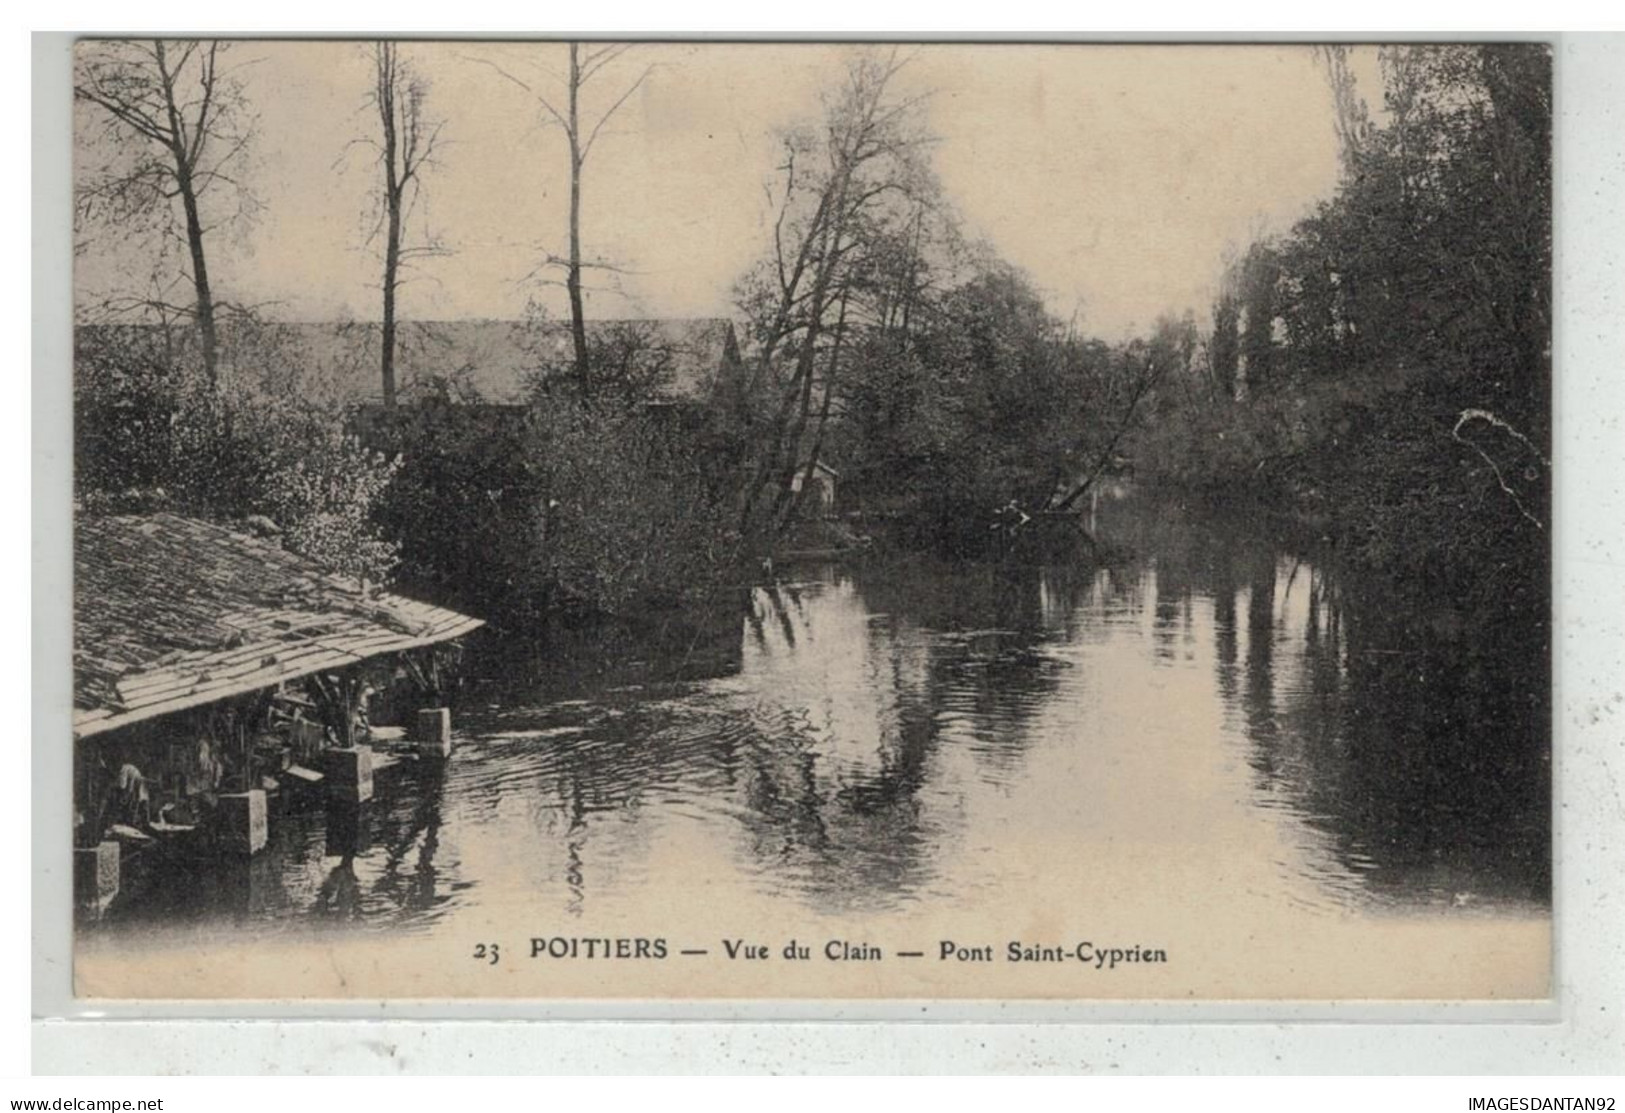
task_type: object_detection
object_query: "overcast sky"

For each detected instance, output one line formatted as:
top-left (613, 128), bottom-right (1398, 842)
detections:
top-left (75, 42), bottom-right (1380, 342)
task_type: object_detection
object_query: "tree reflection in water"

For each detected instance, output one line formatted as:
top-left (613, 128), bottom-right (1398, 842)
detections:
top-left (1092, 494), bottom-right (1550, 910)
top-left (90, 491), bottom-right (1549, 940)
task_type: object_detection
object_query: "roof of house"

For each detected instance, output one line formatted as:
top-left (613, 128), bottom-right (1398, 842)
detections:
top-left (77, 318), bottom-right (743, 406)
top-left (73, 513), bottom-right (484, 739)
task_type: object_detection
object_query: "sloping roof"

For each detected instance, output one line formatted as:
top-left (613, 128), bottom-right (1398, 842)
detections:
top-left (73, 514), bottom-right (483, 739)
top-left (77, 318), bottom-right (742, 406)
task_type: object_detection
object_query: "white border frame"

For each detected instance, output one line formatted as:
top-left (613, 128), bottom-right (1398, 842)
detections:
top-left (30, 30), bottom-right (1625, 1073)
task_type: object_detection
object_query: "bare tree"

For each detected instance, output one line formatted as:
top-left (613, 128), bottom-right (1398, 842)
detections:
top-left (365, 42), bottom-right (445, 407)
top-left (474, 44), bottom-right (652, 395)
top-left (74, 40), bottom-right (257, 388)
top-left (735, 49), bottom-right (929, 543)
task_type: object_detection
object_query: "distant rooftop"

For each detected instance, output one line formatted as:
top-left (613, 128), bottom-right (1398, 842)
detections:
top-left (77, 317), bottom-right (744, 406)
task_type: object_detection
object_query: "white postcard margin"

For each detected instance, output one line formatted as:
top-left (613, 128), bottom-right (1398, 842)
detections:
top-left (27, 30), bottom-right (1625, 1073)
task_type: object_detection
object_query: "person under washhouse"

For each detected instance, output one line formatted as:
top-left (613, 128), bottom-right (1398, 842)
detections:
top-left (97, 760), bottom-right (153, 835)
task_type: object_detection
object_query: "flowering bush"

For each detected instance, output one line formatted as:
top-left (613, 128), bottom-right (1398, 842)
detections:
top-left (75, 322), bottom-right (403, 584)
top-left (255, 430), bottom-right (402, 584)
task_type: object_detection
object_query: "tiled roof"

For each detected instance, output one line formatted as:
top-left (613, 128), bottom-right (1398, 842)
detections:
top-left (73, 513), bottom-right (483, 739)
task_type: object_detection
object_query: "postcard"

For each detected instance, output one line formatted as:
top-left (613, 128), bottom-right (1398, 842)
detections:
top-left (65, 39), bottom-right (1552, 1001)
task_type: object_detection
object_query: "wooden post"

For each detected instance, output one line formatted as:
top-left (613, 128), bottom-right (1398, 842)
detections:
top-left (322, 746), bottom-right (374, 804)
top-left (217, 789), bottom-right (269, 855)
top-left (74, 841), bottom-right (120, 917)
top-left (412, 708), bottom-right (452, 760)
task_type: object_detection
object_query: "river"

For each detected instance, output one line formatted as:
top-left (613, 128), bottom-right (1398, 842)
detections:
top-left (78, 491), bottom-right (1552, 999)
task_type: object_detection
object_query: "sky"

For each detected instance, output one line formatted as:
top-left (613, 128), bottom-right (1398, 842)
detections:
top-left (74, 42), bottom-right (1378, 342)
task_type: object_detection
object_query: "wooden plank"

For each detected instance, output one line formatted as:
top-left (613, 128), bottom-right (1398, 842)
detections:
top-left (105, 599), bottom-right (473, 702)
top-left (78, 620), bottom-right (483, 739)
top-left (117, 625), bottom-right (365, 687)
top-left (113, 637), bottom-right (354, 700)
top-left (115, 648), bottom-right (361, 716)
top-left (110, 610), bottom-right (402, 698)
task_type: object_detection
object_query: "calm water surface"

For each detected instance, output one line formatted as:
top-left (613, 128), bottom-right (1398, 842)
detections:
top-left (95, 494), bottom-right (1551, 949)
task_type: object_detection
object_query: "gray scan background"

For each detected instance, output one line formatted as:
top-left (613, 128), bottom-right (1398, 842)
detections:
top-left (29, 30), bottom-right (1625, 1074)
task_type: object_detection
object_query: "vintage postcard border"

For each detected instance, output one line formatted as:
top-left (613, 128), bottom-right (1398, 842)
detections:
top-left (30, 29), bottom-right (1624, 1072)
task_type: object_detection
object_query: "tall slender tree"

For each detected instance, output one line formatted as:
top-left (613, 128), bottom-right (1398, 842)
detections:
top-left (367, 42), bottom-right (444, 407)
top-left (476, 44), bottom-right (651, 395)
top-left (75, 39), bottom-right (257, 388)
top-left (1313, 44), bottom-right (1373, 172)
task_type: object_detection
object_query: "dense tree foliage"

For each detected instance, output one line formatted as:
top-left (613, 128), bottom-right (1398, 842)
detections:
top-left (1132, 44), bottom-right (1550, 616)
top-left (75, 324), bottom-right (402, 582)
top-left (832, 257), bottom-right (1159, 551)
top-left (527, 399), bottom-right (740, 614)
